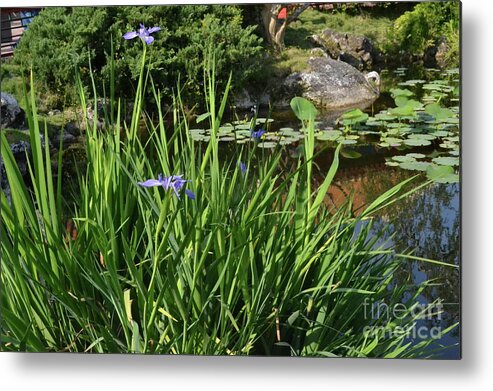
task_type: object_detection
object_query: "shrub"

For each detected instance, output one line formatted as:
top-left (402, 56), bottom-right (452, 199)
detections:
top-left (390, 1), bottom-right (459, 58)
top-left (13, 6), bottom-right (263, 108)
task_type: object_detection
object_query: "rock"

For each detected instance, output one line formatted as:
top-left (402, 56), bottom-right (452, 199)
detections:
top-left (280, 57), bottom-right (380, 110)
top-left (0, 137), bottom-right (30, 205)
top-left (65, 121), bottom-right (81, 136)
top-left (233, 89), bottom-right (255, 110)
top-left (48, 109), bottom-right (62, 116)
top-left (86, 98), bottom-right (111, 129)
top-left (52, 131), bottom-right (77, 149)
top-left (310, 47), bottom-right (328, 58)
top-left (1, 92), bottom-right (25, 129)
top-left (310, 29), bottom-right (378, 70)
top-left (233, 89), bottom-right (271, 111)
top-left (424, 36), bottom-right (452, 68)
top-left (435, 37), bottom-right (451, 69)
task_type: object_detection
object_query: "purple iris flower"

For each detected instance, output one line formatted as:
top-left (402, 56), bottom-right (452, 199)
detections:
top-left (123, 24), bottom-right (161, 45)
top-left (239, 161), bottom-right (247, 175)
top-left (250, 129), bottom-right (266, 140)
top-left (138, 173), bottom-right (195, 199)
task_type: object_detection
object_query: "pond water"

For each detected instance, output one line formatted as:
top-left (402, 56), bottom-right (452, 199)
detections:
top-left (219, 64), bottom-right (460, 357)
top-left (296, 65), bottom-right (460, 358)
top-left (333, 163), bottom-right (460, 358)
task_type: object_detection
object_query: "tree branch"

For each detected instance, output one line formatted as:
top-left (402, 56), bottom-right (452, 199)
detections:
top-left (287, 4), bottom-right (311, 24)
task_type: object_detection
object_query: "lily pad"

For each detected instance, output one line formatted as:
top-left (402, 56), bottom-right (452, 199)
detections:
top-left (279, 138), bottom-right (298, 145)
top-left (339, 108), bottom-right (369, 125)
top-left (425, 103), bottom-right (455, 121)
top-left (375, 113), bottom-right (397, 121)
top-left (430, 130), bottom-right (450, 137)
top-left (390, 105), bottom-right (416, 117)
top-left (234, 124), bottom-right (252, 130)
top-left (319, 129), bottom-right (342, 138)
top-left (439, 142), bottom-right (457, 149)
top-left (407, 133), bottom-right (436, 141)
top-left (403, 138), bottom-right (432, 147)
top-left (257, 141), bottom-right (278, 149)
top-left (256, 118), bottom-right (274, 125)
top-left (406, 153), bottom-right (426, 159)
top-left (219, 126), bottom-right (234, 133)
top-left (189, 129), bottom-right (205, 134)
top-left (390, 88), bottom-right (413, 98)
top-left (392, 155), bottom-right (416, 163)
top-left (236, 130), bottom-right (252, 137)
top-left (399, 161), bottom-right (432, 171)
top-left (426, 165), bottom-right (459, 183)
top-left (432, 156), bottom-right (459, 166)
top-left (382, 137), bottom-right (403, 146)
top-left (341, 150), bottom-right (362, 159)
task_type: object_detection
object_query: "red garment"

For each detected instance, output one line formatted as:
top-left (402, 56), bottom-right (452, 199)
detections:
top-left (278, 7), bottom-right (287, 20)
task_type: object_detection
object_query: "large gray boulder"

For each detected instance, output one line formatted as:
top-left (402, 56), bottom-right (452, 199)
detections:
top-left (310, 29), bottom-right (378, 70)
top-left (1, 92), bottom-right (25, 129)
top-left (282, 57), bottom-right (380, 110)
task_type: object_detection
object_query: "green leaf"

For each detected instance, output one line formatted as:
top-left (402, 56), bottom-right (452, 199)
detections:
top-left (406, 153), bottom-right (426, 159)
top-left (392, 155), bottom-right (416, 163)
top-left (390, 105), bottom-right (415, 117)
top-left (287, 311), bottom-right (300, 326)
top-left (339, 108), bottom-right (369, 125)
top-left (425, 103), bottom-right (454, 121)
top-left (399, 161), bottom-right (431, 171)
top-left (316, 130), bottom-right (342, 141)
top-left (432, 156), bottom-right (459, 166)
top-left (394, 96), bottom-right (409, 107)
top-left (403, 138), bottom-right (432, 147)
top-left (341, 150), bottom-right (362, 159)
top-left (426, 165), bottom-right (459, 183)
top-left (341, 108), bottom-right (365, 119)
top-left (290, 97), bottom-right (318, 121)
top-left (390, 88), bottom-right (413, 97)
top-left (196, 112), bottom-right (210, 123)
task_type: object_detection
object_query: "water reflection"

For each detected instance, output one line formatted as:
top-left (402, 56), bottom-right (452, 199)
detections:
top-left (330, 162), bottom-right (460, 358)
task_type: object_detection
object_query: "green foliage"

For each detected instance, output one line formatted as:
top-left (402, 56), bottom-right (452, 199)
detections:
top-left (290, 96), bottom-right (318, 121)
top-left (13, 6), bottom-right (263, 108)
top-left (0, 62), bottom-right (26, 105)
top-left (285, 7), bottom-right (395, 51)
top-left (0, 56), bottom-right (457, 355)
top-left (391, 1), bottom-right (459, 56)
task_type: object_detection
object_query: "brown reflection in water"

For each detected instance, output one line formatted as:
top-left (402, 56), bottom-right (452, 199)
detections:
top-left (311, 152), bottom-right (460, 349)
top-left (311, 150), bottom-right (418, 216)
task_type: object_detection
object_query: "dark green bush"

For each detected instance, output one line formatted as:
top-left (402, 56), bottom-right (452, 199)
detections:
top-left (13, 6), bottom-right (264, 108)
top-left (391, 1), bottom-right (459, 58)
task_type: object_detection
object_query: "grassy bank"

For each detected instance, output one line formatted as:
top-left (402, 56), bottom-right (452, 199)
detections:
top-left (267, 7), bottom-right (397, 77)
